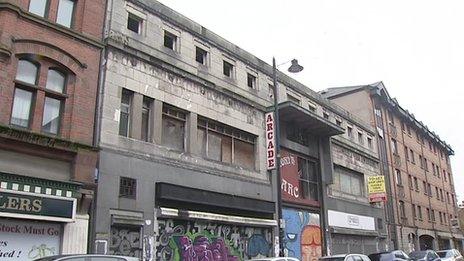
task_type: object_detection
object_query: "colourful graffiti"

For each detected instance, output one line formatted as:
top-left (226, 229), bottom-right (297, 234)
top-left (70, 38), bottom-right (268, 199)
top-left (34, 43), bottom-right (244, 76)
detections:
top-left (283, 208), bottom-right (322, 261)
top-left (156, 219), bottom-right (272, 261)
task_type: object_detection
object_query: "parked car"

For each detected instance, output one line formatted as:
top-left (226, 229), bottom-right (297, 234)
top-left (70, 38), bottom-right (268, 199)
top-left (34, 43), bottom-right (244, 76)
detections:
top-left (436, 249), bottom-right (463, 261)
top-left (34, 254), bottom-right (139, 261)
top-left (319, 254), bottom-right (371, 261)
top-left (409, 250), bottom-right (441, 261)
top-left (369, 250), bottom-right (411, 261)
top-left (249, 257), bottom-right (300, 261)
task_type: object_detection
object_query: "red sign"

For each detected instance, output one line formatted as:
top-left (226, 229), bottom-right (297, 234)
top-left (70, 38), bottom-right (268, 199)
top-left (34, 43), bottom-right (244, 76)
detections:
top-left (265, 112), bottom-right (276, 170)
top-left (369, 193), bottom-right (387, 203)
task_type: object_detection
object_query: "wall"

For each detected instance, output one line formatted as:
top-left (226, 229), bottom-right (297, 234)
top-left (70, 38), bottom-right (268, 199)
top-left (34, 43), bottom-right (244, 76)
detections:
top-left (155, 219), bottom-right (272, 260)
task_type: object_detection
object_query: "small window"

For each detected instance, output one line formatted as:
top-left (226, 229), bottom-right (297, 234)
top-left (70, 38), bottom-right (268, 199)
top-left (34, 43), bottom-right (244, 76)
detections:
top-left (410, 149), bottom-right (415, 163)
top-left (29, 0), bottom-right (48, 17)
top-left (127, 13), bottom-right (142, 34)
top-left (11, 88), bottom-right (33, 127)
top-left (268, 84), bottom-right (275, 99)
top-left (141, 96), bottom-right (152, 142)
top-left (367, 137), bottom-right (373, 148)
top-left (287, 94), bottom-right (300, 105)
top-left (347, 126), bottom-right (353, 139)
top-left (223, 60), bottom-right (234, 78)
top-left (377, 218), bottom-right (383, 229)
top-left (404, 146), bottom-right (409, 161)
top-left (417, 206), bottom-right (423, 220)
top-left (119, 177), bottom-right (136, 198)
top-left (308, 102), bottom-right (317, 112)
top-left (335, 118), bottom-right (342, 126)
top-left (164, 31), bottom-right (178, 51)
top-left (414, 177), bottom-right (419, 191)
top-left (357, 132), bottom-right (364, 145)
top-left (56, 0), bottom-right (75, 28)
top-left (395, 169), bottom-right (402, 185)
top-left (195, 46), bottom-right (207, 65)
top-left (391, 138), bottom-right (398, 154)
top-left (323, 110), bottom-right (329, 119)
top-left (408, 175), bottom-right (413, 189)
top-left (119, 89), bottom-right (132, 137)
top-left (16, 60), bottom-right (39, 85)
top-left (399, 200), bottom-right (406, 217)
top-left (46, 69), bottom-right (66, 93)
top-left (247, 73), bottom-right (256, 88)
top-left (42, 97), bottom-right (61, 134)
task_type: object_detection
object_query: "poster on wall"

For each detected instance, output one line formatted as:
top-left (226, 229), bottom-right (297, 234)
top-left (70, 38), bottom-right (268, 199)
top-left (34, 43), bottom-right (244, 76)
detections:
top-left (0, 218), bottom-right (61, 260)
top-left (367, 175), bottom-right (387, 203)
top-left (282, 208), bottom-right (322, 261)
top-left (156, 218), bottom-right (273, 261)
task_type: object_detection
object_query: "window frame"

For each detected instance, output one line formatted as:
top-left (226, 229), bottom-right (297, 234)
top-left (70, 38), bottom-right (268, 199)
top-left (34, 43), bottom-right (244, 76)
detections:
top-left (41, 96), bottom-right (64, 135)
top-left (163, 30), bottom-right (179, 52)
top-left (119, 176), bottom-right (137, 199)
top-left (28, 0), bottom-right (50, 18)
top-left (127, 12), bottom-right (143, 34)
top-left (56, 0), bottom-right (76, 28)
top-left (161, 103), bottom-right (187, 152)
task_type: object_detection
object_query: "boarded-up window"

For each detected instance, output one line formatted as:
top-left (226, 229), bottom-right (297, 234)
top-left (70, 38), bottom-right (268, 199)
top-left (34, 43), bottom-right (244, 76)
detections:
top-left (198, 118), bottom-right (255, 170)
top-left (333, 166), bottom-right (364, 196)
top-left (162, 104), bottom-right (186, 151)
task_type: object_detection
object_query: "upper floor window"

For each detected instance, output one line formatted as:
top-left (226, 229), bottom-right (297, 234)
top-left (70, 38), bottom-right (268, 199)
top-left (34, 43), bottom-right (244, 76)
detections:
top-left (162, 104), bottom-right (186, 151)
top-left (347, 126), bottom-right (353, 139)
top-left (223, 60), bottom-right (234, 78)
top-left (391, 138), bottom-right (398, 154)
top-left (195, 46), bottom-right (208, 65)
top-left (127, 13), bottom-right (142, 34)
top-left (164, 30), bottom-right (178, 51)
top-left (367, 136), bottom-right (373, 149)
top-left (46, 69), bottom-right (66, 93)
top-left (198, 117), bottom-right (256, 170)
top-left (333, 166), bottom-right (364, 196)
top-left (286, 123), bottom-right (308, 146)
top-left (287, 93), bottom-right (300, 105)
top-left (141, 96), bottom-right (152, 142)
top-left (118, 89), bottom-right (132, 137)
top-left (357, 131), bottom-right (364, 145)
top-left (29, 0), bottom-right (48, 17)
top-left (16, 60), bottom-right (39, 84)
top-left (298, 157), bottom-right (319, 200)
top-left (247, 73), bottom-right (257, 89)
top-left (42, 96), bottom-right (62, 134)
top-left (11, 88), bottom-right (33, 128)
top-left (56, 0), bottom-right (75, 28)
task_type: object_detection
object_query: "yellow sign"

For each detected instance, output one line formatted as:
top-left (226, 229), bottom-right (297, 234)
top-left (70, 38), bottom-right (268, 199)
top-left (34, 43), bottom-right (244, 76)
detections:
top-left (368, 176), bottom-right (386, 194)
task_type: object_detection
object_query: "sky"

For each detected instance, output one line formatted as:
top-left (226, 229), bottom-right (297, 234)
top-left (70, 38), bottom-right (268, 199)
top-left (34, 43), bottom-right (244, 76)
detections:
top-left (158, 0), bottom-right (464, 201)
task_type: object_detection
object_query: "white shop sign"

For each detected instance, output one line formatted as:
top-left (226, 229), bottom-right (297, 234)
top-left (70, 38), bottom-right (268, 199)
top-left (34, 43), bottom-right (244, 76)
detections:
top-left (328, 210), bottom-right (375, 231)
top-left (0, 218), bottom-right (61, 260)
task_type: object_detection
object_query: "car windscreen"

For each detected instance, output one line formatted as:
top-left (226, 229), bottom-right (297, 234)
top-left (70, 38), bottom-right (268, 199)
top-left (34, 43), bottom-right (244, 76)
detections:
top-left (437, 251), bottom-right (451, 258)
top-left (409, 252), bottom-right (427, 259)
top-left (369, 253), bottom-right (392, 261)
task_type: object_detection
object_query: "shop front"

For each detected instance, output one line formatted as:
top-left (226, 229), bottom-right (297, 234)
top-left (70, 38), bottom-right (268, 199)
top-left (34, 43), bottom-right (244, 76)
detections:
top-left (0, 173), bottom-right (81, 260)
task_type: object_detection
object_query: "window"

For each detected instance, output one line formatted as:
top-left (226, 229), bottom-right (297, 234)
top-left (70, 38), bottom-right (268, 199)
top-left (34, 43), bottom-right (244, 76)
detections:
top-left (447, 192), bottom-right (450, 203)
top-left (197, 117), bottom-right (256, 170)
top-left (423, 181), bottom-right (427, 195)
top-left (418, 206), bottom-right (423, 220)
top-left (335, 118), bottom-right (342, 126)
top-left (424, 158), bottom-right (428, 171)
top-left (431, 210), bottom-right (436, 222)
top-left (436, 166), bottom-right (440, 177)
top-left (127, 13), bottom-right (142, 34)
top-left (413, 177), bottom-right (419, 191)
top-left (286, 123), bottom-right (308, 146)
top-left (323, 110), bottom-right (330, 120)
top-left (308, 102), bottom-right (317, 112)
top-left (164, 30), bottom-right (178, 51)
top-left (407, 125), bottom-right (412, 135)
top-left (29, 0), bottom-right (48, 17)
top-left (444, 170), bottom-right (447, 181)
top-left (46, 69), bottom-right (66, 93)
top-left (358, 132), bottom-right (364, 145)
top-left (395, 169), bottom-right (402, 185)
top-left (432, 163), bottom-right (436, 175)
top-left (11, 88), bottom-right (33, 128)
top-left (247, 73), bottom-right (256, 88)
top-left (412, 204), bottom-right (416, 219)
top-left (428, 184), bottom-right (432, 196)
top-left (56, 0), bottom-right (75, 28)
top-left (334, 166), bottom-right (364, 196)
top-left (440, 189), bottom-right (444, 202)
top-left (410, 149), bottom-right (415, 163)
top-left (299, 158), bottom-right (319, 200)
top-left (419, 155), bottom-right (423, 168)
top-left (391, 138), bottom-right (398, 154)
top-left (435, 187), bottom-right (439, 199)
top-left (16, 60), bottom-right (39, 84)
top-left (401, 121), bottom-right (406, 132)
top-left (141, 96), bottom-right (152, 142)
top-left (223, 60), bottom-right (234, 78)
top-left (408, 175), bottom-right (413, 189)
top-left (119, 177), bottom-right (136, 198)
top-left (287, 93), bottom-right (300, 105)
top-left (399, 201), bottom-right (406, 218)
top-left (195, 46), bottom-right (208, 65)
top-left (118, 89), bottom-right (132, 137)
top-left (388, 110), bottom-right (395, 125)
top-left (404, 146), bottom-right (409, 161)
top-left (347, 126), bottom-right (353, 139)
top-left (367, 136), bottom-right (373, 149)
top-left (162, 104), bottom-right (186, 151)
top-left (42, 97), bottom-right (61, 134)
top-left (439, 212), bottom-right (443, 224)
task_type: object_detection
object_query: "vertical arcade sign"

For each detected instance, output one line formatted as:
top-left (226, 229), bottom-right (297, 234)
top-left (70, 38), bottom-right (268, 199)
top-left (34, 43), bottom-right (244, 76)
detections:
top-left (265, 112), bottom-right (276, 170)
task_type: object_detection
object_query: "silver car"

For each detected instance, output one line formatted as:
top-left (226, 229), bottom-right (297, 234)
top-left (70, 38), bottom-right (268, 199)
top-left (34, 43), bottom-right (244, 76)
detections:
top-left (34, 254), bottom-right (139, 261)
top-left (320, 254), bottom-right (372, 261)
top-left (437, 249), bottom-right (463, 261)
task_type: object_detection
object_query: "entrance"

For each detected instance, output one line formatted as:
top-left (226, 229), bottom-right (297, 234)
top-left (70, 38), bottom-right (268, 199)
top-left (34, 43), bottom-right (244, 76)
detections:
top-left (419, 235), bottom-right (435, 250)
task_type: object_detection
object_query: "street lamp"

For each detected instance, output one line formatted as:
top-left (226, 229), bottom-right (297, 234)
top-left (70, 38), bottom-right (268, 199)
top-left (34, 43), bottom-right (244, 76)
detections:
top-left (272, 57), bottom-right (303, 257)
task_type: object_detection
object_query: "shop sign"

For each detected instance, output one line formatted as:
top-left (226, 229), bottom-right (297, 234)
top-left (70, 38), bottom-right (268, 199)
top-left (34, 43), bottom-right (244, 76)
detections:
top-left (0, 218), bottom-right (61, 260)
top-left (265, 112), bottom-right (276, 170)
top-left (328, 210), bottom-right (375, 231)
top-left (0, 190), bottom-right (76, 222)
top-left (367, 175), bottom-right (387, 203)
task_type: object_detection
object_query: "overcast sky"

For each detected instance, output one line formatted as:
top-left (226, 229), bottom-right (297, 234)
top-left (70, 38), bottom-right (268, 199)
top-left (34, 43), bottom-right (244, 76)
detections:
top-left (158, 0), bottom-right (464, 201)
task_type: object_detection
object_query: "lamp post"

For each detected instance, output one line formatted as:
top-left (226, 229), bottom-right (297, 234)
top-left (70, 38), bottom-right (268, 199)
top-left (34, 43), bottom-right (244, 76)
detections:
top-left (272, 57), bottom-right (303, 257)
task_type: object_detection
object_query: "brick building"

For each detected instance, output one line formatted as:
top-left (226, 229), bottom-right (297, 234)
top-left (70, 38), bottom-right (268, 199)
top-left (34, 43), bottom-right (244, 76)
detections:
top-left (321, 82), bottom-right (463, 252)
top-left (0, 0), bottom-right (104, 258)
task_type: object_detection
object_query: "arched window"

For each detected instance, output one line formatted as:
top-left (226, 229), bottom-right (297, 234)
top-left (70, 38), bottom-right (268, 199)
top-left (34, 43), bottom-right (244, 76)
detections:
top-left (15, 60), bottom-right (39, 85)
top-left (46, 69), bottom-right (66, 93)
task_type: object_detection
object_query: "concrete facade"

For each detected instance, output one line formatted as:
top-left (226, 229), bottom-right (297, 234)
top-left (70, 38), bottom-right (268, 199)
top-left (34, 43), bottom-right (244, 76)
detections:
top-left (321, 82), bottom-right (464, 253)
top-left (0, 0), bottom-right (104, 258)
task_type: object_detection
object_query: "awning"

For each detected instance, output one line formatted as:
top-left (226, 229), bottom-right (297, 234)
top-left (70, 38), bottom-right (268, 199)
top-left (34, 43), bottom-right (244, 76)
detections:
top-left (277, 101), bottom-right (344, 137)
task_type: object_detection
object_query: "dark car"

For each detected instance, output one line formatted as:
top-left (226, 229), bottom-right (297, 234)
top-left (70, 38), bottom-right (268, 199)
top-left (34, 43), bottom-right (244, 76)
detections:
top-left (369, 250), bottom-right (411, 261)
top-left (409, 250), bottom-right (441, 261)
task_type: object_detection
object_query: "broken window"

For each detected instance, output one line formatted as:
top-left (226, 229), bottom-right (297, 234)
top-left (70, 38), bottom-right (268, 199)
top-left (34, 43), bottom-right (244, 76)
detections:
top-left (223, 60), bottom-right (234, 78)
top-left (247, 73), bottom-right (256, 88)
top-left (162, 104), bottom-right (186, 151)
top-left (195, 46), bottom-right (207, 65)
top-left (197, 118), bottom-right (256, 170)
top-left (164, 30), bottom-right (177, 51)
top-left (127, 13), bottom-right (142, 34)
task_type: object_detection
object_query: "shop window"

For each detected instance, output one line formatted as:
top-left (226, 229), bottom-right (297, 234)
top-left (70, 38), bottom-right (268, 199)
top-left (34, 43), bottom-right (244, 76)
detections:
top-left (334, 166), bottom-right (364, 196)
top-left (195, 46), bottom-right (208, 65)
top-left (127, 13), bottom-right (142, 34)
top-left (298, 157), bottom-right (319, 201)
top-left (109, 224), bottom-right (141, 257)
top-left (141, 96), bottom-right (152, 142)
top-left (119, 177), bottom-right (136, 198)
top-left (29, 0), bottom-right (48, 17)
top-left (56, 0), bottom-right (75, 28)
top-left (118, 89), bottom-right (132, 137)
top-left (162, 104), bottom-right (186, 151)
top-left (197, 117), bottom-right (256, 170)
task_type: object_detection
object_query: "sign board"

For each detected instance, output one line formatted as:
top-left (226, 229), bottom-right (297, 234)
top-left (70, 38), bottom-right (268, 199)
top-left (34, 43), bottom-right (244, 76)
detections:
top-left (0, 218), bottom-right (61, 260)
top-left (328, 210), bottom-right (375, 231)
top-left (0, 190), bottom-right (76, 222)
top-left (368, 176), bottom-right (387, 203)
top-left (265, 112), bottom-right (276, 170)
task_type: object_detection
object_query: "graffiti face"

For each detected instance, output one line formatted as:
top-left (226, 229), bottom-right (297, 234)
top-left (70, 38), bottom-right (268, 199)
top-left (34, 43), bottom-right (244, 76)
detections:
top-left (282, 208), bottom-right (322, 261)
top-left (156, 219), bottom-right (272, 261)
